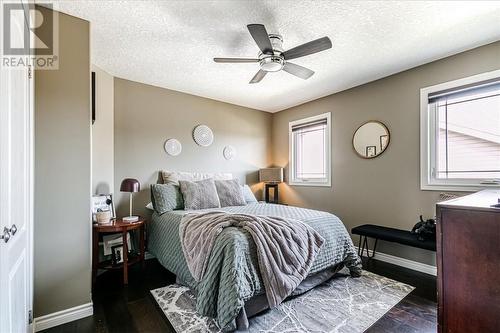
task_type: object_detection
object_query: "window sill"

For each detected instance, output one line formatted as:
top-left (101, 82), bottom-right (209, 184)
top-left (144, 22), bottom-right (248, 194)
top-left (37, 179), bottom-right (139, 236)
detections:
top-left (421, 183), bottom-right (500, 192)
top-left (289, 181), bottom-right (331, 187)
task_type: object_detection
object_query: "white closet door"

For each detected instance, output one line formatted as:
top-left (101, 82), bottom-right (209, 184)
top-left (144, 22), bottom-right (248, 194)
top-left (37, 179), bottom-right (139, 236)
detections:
top-left (0, 0), bottom-right (34, 332)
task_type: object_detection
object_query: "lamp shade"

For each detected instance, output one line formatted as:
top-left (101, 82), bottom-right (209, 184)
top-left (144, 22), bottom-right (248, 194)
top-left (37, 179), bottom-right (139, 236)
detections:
top-left (120, 178), bottom-right (140, 193)
top-left (259, 168), bottom-right (283, 183)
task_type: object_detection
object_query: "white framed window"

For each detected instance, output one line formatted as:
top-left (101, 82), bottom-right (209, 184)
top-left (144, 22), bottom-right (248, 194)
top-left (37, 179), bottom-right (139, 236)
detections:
top-left (289, 112), bottom-right (331, 187)
top-left (420, 70), bottom-right (500, 191)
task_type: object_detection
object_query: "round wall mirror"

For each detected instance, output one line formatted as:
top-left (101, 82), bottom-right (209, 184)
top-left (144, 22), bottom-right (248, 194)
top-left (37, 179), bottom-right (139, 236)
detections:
top-left (352, 121), bottom-right (390, 159)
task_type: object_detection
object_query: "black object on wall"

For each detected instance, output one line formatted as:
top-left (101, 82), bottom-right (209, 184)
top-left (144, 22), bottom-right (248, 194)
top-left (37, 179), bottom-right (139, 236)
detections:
top-left (91, 71), bottom-right (96, 124)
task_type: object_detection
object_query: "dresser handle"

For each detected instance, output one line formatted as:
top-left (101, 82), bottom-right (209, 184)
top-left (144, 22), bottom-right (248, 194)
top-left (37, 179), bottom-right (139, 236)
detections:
top-left (0, 227), bottom-right (10, 243)
top-left (9, 224), bottom-right (17, 236)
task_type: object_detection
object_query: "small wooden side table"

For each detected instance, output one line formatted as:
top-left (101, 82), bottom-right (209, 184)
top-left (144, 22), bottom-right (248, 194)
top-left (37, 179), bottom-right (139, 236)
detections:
top-left (92, 217), bottom-right (147, 285)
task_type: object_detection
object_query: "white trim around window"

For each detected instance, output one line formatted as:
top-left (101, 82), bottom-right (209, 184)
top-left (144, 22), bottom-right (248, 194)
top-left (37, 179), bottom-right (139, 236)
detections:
top-left (289, 112), bottom-right (331, 187)
top-left (420, 69), bottom-right (500, 191)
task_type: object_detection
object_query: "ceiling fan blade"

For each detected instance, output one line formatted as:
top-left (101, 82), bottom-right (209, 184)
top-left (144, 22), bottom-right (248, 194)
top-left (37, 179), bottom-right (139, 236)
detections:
top-left (213, 57), bottom-right (260, 63)
top-left (249, 70), bottom-right (267, 84)
top-left (247, 24), bottom-right (273, 55)
top-left (282, 36), bottom-right (332, 60)
top-left (283, 62), bottom-right (315, 80)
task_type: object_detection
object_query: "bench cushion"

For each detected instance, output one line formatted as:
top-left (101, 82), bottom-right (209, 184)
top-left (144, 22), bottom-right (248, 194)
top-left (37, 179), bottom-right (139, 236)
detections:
top-left (351, 224), bottom-right (436, 251)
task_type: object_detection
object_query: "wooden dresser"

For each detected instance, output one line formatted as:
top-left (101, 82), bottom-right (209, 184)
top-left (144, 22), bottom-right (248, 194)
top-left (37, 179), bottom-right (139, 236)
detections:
top-left (436, 190), bottom-right (500, 333)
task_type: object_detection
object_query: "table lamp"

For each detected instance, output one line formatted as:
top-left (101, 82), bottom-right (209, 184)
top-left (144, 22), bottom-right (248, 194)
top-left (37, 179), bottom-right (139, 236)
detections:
top-left (120, 178), bottom-right (140, 222)
top-left (259, 168), bottom-right (283, 204)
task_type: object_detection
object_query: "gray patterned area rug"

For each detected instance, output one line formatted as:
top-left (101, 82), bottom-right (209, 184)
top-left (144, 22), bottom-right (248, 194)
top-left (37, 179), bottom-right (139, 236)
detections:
top-left (151, 270), bottom-right (414, 333)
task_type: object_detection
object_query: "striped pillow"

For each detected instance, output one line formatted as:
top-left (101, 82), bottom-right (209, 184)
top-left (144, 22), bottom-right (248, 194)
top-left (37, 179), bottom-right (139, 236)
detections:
top-left (161, 170), bottom-right (232, 185)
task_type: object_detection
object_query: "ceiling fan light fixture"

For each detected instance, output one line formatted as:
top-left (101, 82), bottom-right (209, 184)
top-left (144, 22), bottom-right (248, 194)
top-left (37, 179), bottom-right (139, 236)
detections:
top-left (260, 55), bottom-right (284, 72)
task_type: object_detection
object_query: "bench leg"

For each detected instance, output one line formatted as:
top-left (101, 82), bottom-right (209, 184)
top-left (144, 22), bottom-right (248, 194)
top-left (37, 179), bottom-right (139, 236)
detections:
top-left (359, 236), bottom-right (378, 259)
top-left (369, 238), bottom-right (378, 258)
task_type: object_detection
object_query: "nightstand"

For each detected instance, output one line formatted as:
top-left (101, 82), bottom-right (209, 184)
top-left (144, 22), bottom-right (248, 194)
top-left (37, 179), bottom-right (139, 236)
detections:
top-left (92, 217), bottom-right (147, 285)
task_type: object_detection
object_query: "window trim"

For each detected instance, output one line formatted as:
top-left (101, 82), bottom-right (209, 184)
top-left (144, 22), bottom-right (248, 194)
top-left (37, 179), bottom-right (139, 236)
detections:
top-left (289, 112), bottom-right (331, 187)
top-left (420, 69), bottom-right (500, 191)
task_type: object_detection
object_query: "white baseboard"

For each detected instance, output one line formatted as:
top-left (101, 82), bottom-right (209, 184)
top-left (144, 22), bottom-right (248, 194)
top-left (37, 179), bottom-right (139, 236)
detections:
top-left (34, 302), bottom-right (93, 332)
top-left (356, 247), bottom-right (437, 276)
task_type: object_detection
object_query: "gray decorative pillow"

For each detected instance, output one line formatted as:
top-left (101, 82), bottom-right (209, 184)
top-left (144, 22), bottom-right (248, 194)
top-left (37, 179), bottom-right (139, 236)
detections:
top-left (215, 179), bottom-right (247, 207)
top-left (179, 178), bottom-right (221, 210)
top-left (150, 184), bottom-right (184, 214)
top-left (241, 184), bottom-right (258, 204)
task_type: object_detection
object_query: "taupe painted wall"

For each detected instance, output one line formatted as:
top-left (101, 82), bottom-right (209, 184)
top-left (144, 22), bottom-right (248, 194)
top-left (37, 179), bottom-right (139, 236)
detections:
top-left (114, 78), bottom-right (272, 217)
top-left (35, 8), bottom-right (91, 316)
top-left (32, 23), bottom-right (498, 319)
top-left (91, 65), bottom-right (114, 195)
top-left (272, 41), bottom-right (500, 266)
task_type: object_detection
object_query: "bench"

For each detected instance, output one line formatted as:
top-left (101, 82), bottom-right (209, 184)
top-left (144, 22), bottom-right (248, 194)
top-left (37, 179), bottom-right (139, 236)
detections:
top-left (351, 224), bottom-right (436, 259)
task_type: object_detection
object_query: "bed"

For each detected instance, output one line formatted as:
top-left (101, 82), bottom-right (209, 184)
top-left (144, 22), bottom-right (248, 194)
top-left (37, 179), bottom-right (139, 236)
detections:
top-left (148, 202), bottom-right (362, 331)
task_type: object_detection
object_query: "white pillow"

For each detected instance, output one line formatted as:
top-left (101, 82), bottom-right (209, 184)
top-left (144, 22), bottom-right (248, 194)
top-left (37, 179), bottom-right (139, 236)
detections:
top-left (161, 170), bottom-right (233, 185)
top-left (145, 202), bottom-right (154, 210)
top-left (241, 184), bottom-right (258, 204)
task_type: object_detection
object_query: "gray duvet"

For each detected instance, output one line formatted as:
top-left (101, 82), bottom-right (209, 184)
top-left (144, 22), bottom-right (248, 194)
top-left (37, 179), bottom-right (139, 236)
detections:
top-left (148, 203), bottom-right (361, 331)
top-left (179, 211), bottom-right (325, 308)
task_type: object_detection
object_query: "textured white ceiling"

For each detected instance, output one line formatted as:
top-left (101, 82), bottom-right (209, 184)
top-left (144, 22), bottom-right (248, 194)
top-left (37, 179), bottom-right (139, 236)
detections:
top-left (54, 1), bottom-right (500, 112)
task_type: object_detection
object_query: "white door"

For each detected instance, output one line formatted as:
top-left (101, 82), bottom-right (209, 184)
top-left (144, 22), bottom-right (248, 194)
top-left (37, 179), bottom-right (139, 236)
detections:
top-left (0, 0), bottom-right (34, 332)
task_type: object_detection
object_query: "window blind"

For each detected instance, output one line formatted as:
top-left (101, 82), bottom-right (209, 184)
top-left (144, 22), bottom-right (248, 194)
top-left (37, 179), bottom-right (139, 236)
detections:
top-left (428, 78), bottom-right (500, 104)
top-left (291, 118), bottom-right (327, 132)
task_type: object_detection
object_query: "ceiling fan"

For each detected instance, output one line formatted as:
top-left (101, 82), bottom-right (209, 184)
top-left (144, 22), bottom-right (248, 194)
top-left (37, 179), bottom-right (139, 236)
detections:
top-left (214, 24), bottom-right (332, 84)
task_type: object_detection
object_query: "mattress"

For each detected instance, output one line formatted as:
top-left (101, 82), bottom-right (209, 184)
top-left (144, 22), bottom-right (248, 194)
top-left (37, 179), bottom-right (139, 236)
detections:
top-left (148, 202), bottom-right (361, 331)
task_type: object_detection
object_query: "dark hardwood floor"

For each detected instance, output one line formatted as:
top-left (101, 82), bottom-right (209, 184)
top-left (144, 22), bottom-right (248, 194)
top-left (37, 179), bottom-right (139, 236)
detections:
top-left (363, 259), bottom-right (436, 333)
top-left (42, 258), bottom-right (437, 333)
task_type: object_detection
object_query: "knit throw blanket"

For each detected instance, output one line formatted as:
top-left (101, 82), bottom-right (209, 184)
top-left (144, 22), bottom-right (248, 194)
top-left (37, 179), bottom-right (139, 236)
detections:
top-left (179, 211), bottom-right (325, 307)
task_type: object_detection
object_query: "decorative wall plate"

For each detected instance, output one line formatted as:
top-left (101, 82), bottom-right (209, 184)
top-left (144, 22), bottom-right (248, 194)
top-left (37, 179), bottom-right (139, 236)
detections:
top-left (193, 125), bottom-right (214, 147)
top-left (164, 138), bottom-right (182, 156)
top-left (223, 145), bottom-right (236, 160)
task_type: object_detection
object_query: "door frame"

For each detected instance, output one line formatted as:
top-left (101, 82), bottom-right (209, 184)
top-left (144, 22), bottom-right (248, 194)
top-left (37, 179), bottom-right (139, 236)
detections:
top-left (27, 1), bottom-right (35, 331)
